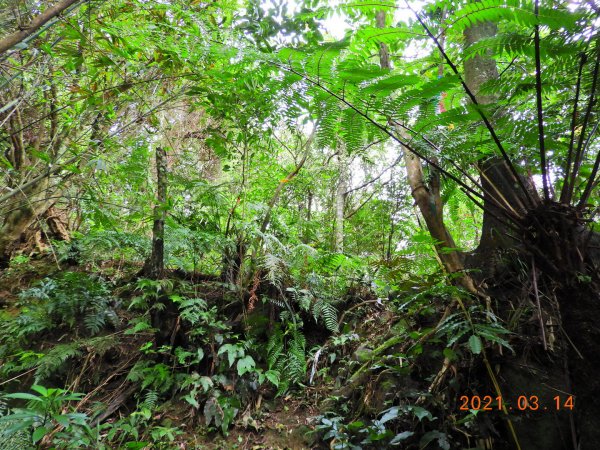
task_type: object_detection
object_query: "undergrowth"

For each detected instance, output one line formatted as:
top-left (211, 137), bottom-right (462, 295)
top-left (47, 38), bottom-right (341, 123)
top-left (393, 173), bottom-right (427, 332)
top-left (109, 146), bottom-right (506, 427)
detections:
top-left (0, 245), bottom-right (515, 449)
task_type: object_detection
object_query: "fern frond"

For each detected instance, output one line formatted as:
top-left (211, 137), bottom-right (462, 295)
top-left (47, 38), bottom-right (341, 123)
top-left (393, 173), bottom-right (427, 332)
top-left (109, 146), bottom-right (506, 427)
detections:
top-left (262, 252), bottom-right (287, 288)
top-left (141, 390), bottom-right (159, 411)
top-left (34, 343), bottom-right (82, 382)
top-left (445, 0), bottom-right (581, 35)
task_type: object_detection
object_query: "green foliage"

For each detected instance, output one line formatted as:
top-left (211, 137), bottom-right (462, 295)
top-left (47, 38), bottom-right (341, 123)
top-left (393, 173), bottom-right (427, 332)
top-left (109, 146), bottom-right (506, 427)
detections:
top-left (0, 385), bottom-right (94, 449)
top-left (2, 0), bottom-right (598, 447)
top-left (441, 0), bottom-right (581, 35)
top-left (127, 362), bottom-right (175, 394)
top-left (4, 273), bottom-right (118, 343)
top-left (98, 400), bottom-right (183, 449)
top-left (267, 324), bottom-right (307, 394)
top-left (1, 335), bottom-right (121, 385)
top-left (61, 231), bottom-right (149, 266)
top-left (314, 403), bottom-right (438, 449)
top-left (287, 287), bottom-right (339, 332)
top-left (436, 306), bottom-right (514, 355)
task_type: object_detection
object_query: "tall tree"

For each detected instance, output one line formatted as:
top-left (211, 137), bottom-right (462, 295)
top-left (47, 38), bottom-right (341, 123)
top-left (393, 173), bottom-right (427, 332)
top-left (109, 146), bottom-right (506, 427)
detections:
top-left (376, 8), bottom-right (478, 294)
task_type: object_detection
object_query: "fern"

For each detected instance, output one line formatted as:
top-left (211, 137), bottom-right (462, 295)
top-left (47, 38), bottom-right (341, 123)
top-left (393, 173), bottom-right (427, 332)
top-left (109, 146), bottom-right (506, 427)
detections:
top-left (140, 390), bottom-right (159, 411)
top-left (286, 330), bottom-right (307, 384)
top-left (75, 230), bottom-right (149, 264)
top-left (262, 252), bottom-right (286, 288)
top-left (444, 0), bottom-right (581, 35)
top-left (267, 328), bottom-right (285, 370)
top-left (285, 287), bottom-right (312, 313)
top-left (10, 273), bottom-right (119, 340)
top-left (34, 343), bottom-right (82, 382)
top-left (177, 297), bottom-right (208, 324)
top-left (265, 325), bottom-right (307, 393)
top-left (340, 108), bottom-right (367, 155)
top-left (266, 296), bottom-right (286, 309)
top-left (127, 362), bottom-right (175, 394)
top-left (312, 299), bottom-right (338, 333)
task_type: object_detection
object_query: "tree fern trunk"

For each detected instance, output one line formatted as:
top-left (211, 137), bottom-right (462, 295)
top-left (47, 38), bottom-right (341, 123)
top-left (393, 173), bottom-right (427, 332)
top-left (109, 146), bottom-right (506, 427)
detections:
top-left (462, 10), bottom-right (579, 450)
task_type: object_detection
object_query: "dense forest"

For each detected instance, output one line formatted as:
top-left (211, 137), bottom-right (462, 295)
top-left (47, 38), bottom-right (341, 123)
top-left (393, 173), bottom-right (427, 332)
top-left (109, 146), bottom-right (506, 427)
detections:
top-left (0, 0), bottom-right (599, 449)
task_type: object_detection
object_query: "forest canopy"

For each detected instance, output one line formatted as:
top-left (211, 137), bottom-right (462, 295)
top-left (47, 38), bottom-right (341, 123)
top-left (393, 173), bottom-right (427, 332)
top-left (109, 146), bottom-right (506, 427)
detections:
top-left (0, 0), bottom-right (599, 449)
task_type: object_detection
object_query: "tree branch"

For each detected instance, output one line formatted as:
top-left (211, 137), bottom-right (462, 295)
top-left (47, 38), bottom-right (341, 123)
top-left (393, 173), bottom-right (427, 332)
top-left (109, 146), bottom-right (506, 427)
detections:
top-left (405, 1), bottom-right (535, 208)
top-left (0, 0), bottom-right (84, 56)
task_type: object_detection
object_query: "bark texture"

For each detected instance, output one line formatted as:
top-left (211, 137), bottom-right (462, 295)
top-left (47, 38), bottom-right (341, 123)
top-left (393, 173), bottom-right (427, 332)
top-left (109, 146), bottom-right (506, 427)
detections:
top-left (377, 10), bottom-right (478, 294)
top-left (334, 146), bottom-right (348, 253)
top-left (0, 0), bottom-right (82, 55)
top-left (143, 146), bottom-right (168, 279)
top-left (462, 9), bottom-right (600, 450)
top-left (0, 177), bottom-right (63, 268)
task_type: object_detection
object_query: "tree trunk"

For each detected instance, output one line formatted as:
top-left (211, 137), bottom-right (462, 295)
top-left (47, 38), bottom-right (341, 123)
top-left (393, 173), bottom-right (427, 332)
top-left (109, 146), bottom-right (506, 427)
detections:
top-left (376, 10), bottom-right (479, 293)
top-left (0, 0), bottom-right (82, 55)
top-left (143, 146), bottom-right (168, 279)
top-left (460, 10), bottom-right (600, 450)
top-left (0, 177), bottom-right (65, 268)
top-left (260, 129), bottom-right (314, 234)
top-left (334, 146), bottom-right (348, 253)
top-left (464, 21), bottom-right (540, 256)
top-left (0, 111), bottom-right (105, 269)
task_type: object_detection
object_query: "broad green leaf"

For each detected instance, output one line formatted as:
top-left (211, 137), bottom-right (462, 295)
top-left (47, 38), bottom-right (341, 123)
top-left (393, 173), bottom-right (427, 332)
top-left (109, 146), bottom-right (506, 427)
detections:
top-left (32, 426), bottom-right (50, 443)
top-left (408, 405), bottom-right (434, 422)
top-left (379, 406), bottom-right (400, 424)
top-left (236, 355), bottom-right (256, 376)
top-left (469, 335), bottom-right (483, 355)
top-left (3, 393), bottom-right (42, 402)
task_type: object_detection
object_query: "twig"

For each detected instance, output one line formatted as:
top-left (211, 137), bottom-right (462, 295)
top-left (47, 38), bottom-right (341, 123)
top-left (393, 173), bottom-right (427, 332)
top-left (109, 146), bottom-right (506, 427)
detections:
top-left (0, 367), bottom-right (37, 386)
top-left (531, 258), bottom-right (547, 350)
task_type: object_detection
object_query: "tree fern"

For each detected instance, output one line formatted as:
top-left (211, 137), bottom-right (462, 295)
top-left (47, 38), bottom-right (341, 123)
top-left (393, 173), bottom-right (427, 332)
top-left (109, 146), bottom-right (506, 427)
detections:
top-left (442, 0), bottom-right (581, 36)
top-left (340, 108), bottom-right (367, 155)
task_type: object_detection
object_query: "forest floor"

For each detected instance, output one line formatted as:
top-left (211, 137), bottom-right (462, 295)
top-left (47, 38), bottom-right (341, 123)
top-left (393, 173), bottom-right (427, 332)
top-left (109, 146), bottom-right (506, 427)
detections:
top-left (0, 254), bottom-right (391, 449)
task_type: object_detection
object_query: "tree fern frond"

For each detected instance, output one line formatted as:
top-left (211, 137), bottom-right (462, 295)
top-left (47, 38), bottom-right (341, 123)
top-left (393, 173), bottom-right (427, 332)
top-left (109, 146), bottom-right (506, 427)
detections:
top-left (262, 252), bottom-right (286, 288)
top-left (445, 0), bottom-right (581, 35)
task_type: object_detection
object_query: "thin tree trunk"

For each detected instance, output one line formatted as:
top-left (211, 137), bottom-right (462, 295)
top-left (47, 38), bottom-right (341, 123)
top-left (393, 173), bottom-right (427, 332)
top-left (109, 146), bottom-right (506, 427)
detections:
top-left (334, 145), bottom-right (348, 253)
top-left (376, 10), bottom-right (478, 293)
top-left (260, 130), bottom-right (315, 233)
top-left (144, 146), bottom-right (167, 279)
